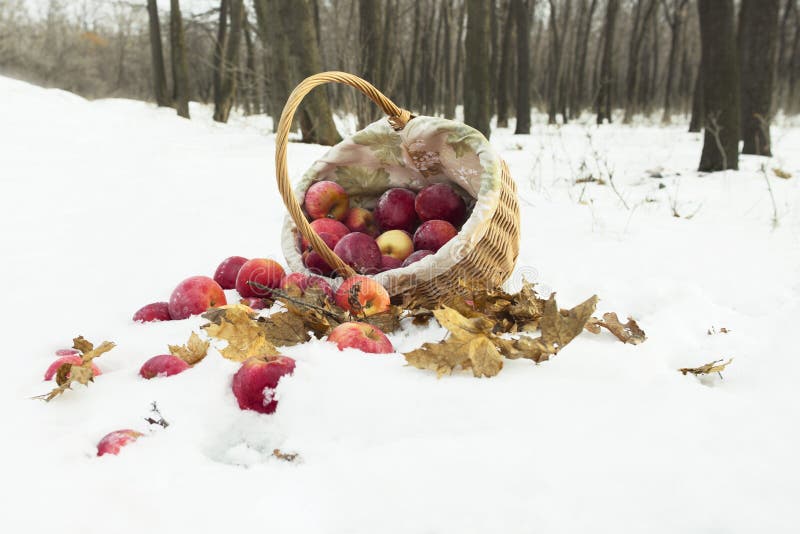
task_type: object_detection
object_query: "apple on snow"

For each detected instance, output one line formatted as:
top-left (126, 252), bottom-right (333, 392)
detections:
top-left (327, 322), bottom-right (394, 354)
top-left (169, 276), bottom-right (227, 320)
top-left (96, 429), bottom-right (143, 457)
top-left (139, 354), bottom-right (190, 379)
top-left (236, 258), bottom-right (285, 298)
top-left (232, 355), bottom-right (296, 414)
top-left (334, 275), bottom-right (391, 316)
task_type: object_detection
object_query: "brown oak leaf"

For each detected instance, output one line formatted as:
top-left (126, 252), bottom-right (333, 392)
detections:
top-left (168, 332), bottom-right (210, 365)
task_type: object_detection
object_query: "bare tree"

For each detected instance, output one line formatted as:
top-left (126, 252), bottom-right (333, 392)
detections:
top-left (515, 0), bottom-right (532, 133)
top-left (697, 0), bottom-right (739, 171)
top-left (596, 0), bottom-right (619, 124)
top-left (623, 0), bottom-right (658, 123)
top-left (357, 0), bottom-right (382, 128)
top-left (546, 0), bottom-right (571, 124)
top-left (146, 0), bottom-right (169, 107)
top-left (213, 0), bottom-right (243, 123)
top-left (496, 0), bottom-right (514, 127)
top-left (170, 0), bottom-right (190, 118)
top-left (661, 0), bottom-right (689, 123)
top-left (464, 0), bottom-right (491, 137)
top-left (739, 0), bottom-right (780, 156)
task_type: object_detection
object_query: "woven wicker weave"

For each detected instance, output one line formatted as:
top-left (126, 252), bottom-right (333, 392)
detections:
top-left (275, 71), bottom-right (520, 307)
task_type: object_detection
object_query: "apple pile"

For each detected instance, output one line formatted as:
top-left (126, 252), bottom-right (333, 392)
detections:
top-left (299, 181), bottom-right (469, 276)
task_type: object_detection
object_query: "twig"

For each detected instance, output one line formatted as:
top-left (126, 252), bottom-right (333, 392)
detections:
top-left (144, 401), bottom-right (169, 428)
top-left (760, 162), bottom-right (780, 228)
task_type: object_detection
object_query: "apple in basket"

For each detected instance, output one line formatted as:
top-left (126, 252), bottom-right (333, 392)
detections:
top-left (415, 183), bottom-right (467, 227)
top-left (333, 232), bottom-right (382, 275)
top-left (297, 219), bottom-right (350, 253)
top-left (343, 207), bottom-right (380, 237)
top-left (413, 220), bottom-right (457, 252)
top-left (375, 230), bottom-right (414, 261)
top-left (303, 232), bottom-right (339, 277)
top-left (374, 188), bottom-right (417, 232)
top-left (304, 180), bottom-right (349, 221)
top-left (402, 249), bottom-right (434, 267)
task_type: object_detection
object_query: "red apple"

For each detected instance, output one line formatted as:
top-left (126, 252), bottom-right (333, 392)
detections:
top-left (303, 180), bottom-right (349, 220)
top-left (240, 297), bottom-right (269, 310)
top-left (298, 219), bottom-right (350, 252)
top-left (213, 256), bottom-right (249, 289)
top-left (413, 220), bottom-right (457, 252)
top-left (374, 188), bottom-right (417, 232)
top-left (415, 183), bottom-right (467, 226)
top-left (96, 429), bottom-right (143, 457)
top-left (375, 229), bottom-right (414, 261)
top-left (232, 355), bottom-right (296, 414)
top-left (139, 354), bottom-right (190, 379)
top-left (402, 249), bottom-right (434, 267)
top-left (302, 232), bottom-right (338, 277)
top-left (379, 254), bottom-right (403, 272)
top-left (343, 207), bottom-right (379, 237)
top-left (334, 275), bottom-right (391, 316)
top-left (133, 302), bottom-right (171, 323)
top-left (305, 275), bottom-right (334, 300)
top-left (333, 232), bottom-right (382, 275)
top-left (44, 356), bottom-right (102, 381)
top-left (169, 276), bottom-right (227, 320)
top-left (282, 272), bottom-right (333, 300)
top-left (327, 322), bottom-right (394, 354)
top-left (236, 259), bottom-right (286, 298)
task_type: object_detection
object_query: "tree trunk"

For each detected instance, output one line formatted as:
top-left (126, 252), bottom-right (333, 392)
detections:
top-left (596, 0), bottom-right (619, 124)
top-left (496, 0), bottom-right (514, 127)
top-left (490, 0), bottom-right (499, 110)
top-left (662, 0), bottom-right (689, 123)
top-left (406, 1), bottom-right (421, 108)
top-left (169, 0), bottom-right (190, 118)
top-left (697, 0), bottom-right (739, 172)
top-left (213, 0), bottom-right (243, 123)
top-left (571, 0), bottom-right (598, 115)
top-left (254, 0), bottom-right (291, 131)
top-left (515, 0), bottom-right (531, 133)
top-left (443, 0), bottom-right (455, 119)
top-left (739, 0), bottom-right (780, 156)
top-left (212, 0), bottom-right (228, 110)
top-left (357, 0), bottom-right (382, 128)
top-left (464, 0), bottom-right (491, 137)
top-left (688, 62), bottom-right (704, 132)
top-left (789, 6), bottom-right (800, 112)
top-left (547, 0), bottom-right (570, 124)
top-left (243, 11), bottom-right (259, 115)
top-left (453, 1), bottom-right (467, 118)
top-left (278, 0), bottom-right (341, 145)
top-left (146, 0), bottom-right (169, 107)
top-left (623, 0), bottom-right (657, 123)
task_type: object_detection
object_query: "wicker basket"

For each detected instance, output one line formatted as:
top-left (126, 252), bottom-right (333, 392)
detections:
top-left (275, 72), bottom-right (520, 307)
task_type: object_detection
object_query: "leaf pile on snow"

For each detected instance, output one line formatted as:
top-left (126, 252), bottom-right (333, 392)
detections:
top-left (679, 358), bottom-right (733, 377)
top-left (168, 332), bottom-right (210, 365)
top-left (404, 282), bottom-right (599, 378)
top-left (35, 336), bottom-right (115, 401)
top-left (585, 312), bottom-right (646, 344)
top-left (202, 305), bottom-right (280, 361)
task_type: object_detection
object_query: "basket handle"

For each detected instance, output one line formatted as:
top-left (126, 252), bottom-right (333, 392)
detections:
top-left (275, 71), bottom-right (412, 279)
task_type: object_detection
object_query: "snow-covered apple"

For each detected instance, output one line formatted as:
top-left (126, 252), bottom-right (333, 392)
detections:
top-left (335, 275), bottom-right (391, 316)
top-left (96, 429), bottom-right (143, 457)
top-left (168, 276), bottom-right (227, 320)
top-left (236, 258), bottom-right (285, 298)
top-left (413, 220), bottom-right (457, 252)
top-left (333, 232), bottom-right (382, 275)
top-left (303, 180), bottom-right (349, 220)
top-left (133, 302), bottom-right (171, 323)
top-left (139, 354), bottom-right (190, 379)
top-left (374, 188), bottom-right (417, 232)
top-left (402, 249), bottom-right (434, 267)
top-left (343, 207), bottom-right (379, 237)
top-left (213, 256), bottom-right (249, 289)
top-left (44, 356), bottom-right (102, 381)
top-left (415, 183), bottom-right (467, 226)
top-left (231, 355), bottom-right (296, 414)
top-left (298, 219), bottom-right (350, 252)
top-left (376, 229), bottom-right (414, 261)
top-left (327, 322), bottom-right (394, 354)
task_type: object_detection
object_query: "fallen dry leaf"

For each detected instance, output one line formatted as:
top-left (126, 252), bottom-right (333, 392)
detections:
top-left (260, 311), bottom-right (311, 347)
top-left (168, 332), bottom-right (210, 365)
top-left (202, 305), bottom-right (279, 361)
top-left (540, 294), bottom-right (598, 352)
top-left (35, 336), bottom-right (116, 401)
top-left (273, 449), bottom-right (300, 462)
top-left (596, 312), bottom-right (646, 344)
top-left (679, 358), bottom-right (733, 377)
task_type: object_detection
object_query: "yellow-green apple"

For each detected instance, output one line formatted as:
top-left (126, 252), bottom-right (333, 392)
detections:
top-left (44, 356), bottom-right (101, 381)
top-left (327, 322), bottom-right (394, 353)
top-left (334, 275), bottom-right (390, 316)
top-left (415, 183), bottom-right (467, 226)
top-left (236, 259), bottom-right (286, 298)
top-left (413, 220), bottom-right (457, 252)
top-left (213, 256), bottom-right (249, 289)
top-left (379, 255), bottom-right (403, 272)
top-left (376, 229), bottom-right (414, 261)
top-left (303, 180), bottom-right (349, 220)
top-left (96, 429), bottom-right (143, 457)
top-left (401, 249), bottom-right (434, 267)
top-left (139, 354), bottom-right (190, 379)
top-left (298, 219), bottom-right (350, 252)
top-left (333, 232), bottom-right (382, 275)
top-left (344, 207), bottom-right (379, 237)
top-left (133, 302), bottom-right (171, 323)
top-left (169, 276), bottom-right (227, 319)
top-left (374, 188), bottom-right (417, 232)
top-left (232, 355), bottom-right (296, 414)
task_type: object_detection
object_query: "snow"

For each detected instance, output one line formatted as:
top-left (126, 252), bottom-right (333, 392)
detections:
top-left (2, 75), bottom-right (800, 533)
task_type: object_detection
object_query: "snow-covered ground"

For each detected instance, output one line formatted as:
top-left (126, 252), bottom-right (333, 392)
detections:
top-left (1, 76), bottom-right (799, 533)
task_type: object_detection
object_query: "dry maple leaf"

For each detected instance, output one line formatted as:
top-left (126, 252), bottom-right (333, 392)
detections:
top-left (495, 335), bottom-right (552, 363)
top-left (433, 306), bottom-right (496, 338)
top-left (594, 312), bottom-right (646, 344)
top-left (202, 305), bottom-right (279, 362)
top-left (35, 336), bottom-right (116, 402)
top-left (168, 332), bottom-right (210, 366)
top-left (405, 334), bottom-right (504, 378)
top-left (679, 358), bottom-right (733, 377)
top-left (260, 311), bottom-right (311, 347)
top-left (540, 294), bottom-right (598, 352)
